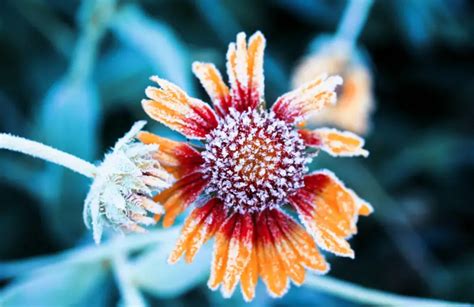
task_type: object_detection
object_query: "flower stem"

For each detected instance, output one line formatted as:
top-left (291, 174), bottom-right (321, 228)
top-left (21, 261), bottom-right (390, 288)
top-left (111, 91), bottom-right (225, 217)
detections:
top-left (0, 133), bottom-right (96, 178)
top-left (335, 0), bottom-right (374, 48)
top-left (305, 275), bottom-right (469, 306)
top-left (111, 253), bottom-right (147, 307)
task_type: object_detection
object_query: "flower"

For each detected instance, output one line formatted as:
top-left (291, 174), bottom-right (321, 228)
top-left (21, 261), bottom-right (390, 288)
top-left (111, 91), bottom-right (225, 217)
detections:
top-left (292, 37), bottom-right (375, 135)
top-left (139, 32), bottom-right (373, 301)
top-left (83, 121), bottom-right (173, 244)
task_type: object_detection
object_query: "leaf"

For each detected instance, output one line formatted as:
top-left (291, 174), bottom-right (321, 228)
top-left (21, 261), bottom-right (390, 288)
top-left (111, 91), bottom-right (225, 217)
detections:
top-left (130, 241), bottom-right (212, 299)
top-left (0, 262), bottom-right (106, 306)
top-left (24, 0), bottom-right (115, 244)
top-left (35, 77), bottom-right (100, 243)
top-left (111, 4), bottom-right (195, 95)
top-left (38, 78), bottom-right (99, 163)
top-left (97, 47), bottom-right (154, 108)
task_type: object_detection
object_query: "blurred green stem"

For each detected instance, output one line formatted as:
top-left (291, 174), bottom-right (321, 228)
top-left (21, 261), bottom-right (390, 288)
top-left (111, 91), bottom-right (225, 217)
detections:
top-left (0, 133), bottom-right (96, 178)
top-left (112, 253), bottom-right (148, 307)
top-left (335, 0), bottom-right (373, 47)
top-left (69, 0), bottom-right (116, 82)
top-left (305, 275), bottom-right (469, 306)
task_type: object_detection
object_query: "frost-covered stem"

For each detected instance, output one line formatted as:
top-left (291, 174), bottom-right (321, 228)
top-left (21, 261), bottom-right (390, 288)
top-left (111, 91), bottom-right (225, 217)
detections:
top-left (0, 133), bottom-right (96, 178)
top-left (305, 275), bottom-right (469, 306)
top-left (112, 253), bottom-right (147, 307)
top-left (335, 0), bottom-right (373, 47)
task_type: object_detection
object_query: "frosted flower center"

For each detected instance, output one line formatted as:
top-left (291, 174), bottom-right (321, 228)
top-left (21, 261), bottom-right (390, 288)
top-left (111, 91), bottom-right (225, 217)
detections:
top-left (202, 109), bottom-right (308, 214)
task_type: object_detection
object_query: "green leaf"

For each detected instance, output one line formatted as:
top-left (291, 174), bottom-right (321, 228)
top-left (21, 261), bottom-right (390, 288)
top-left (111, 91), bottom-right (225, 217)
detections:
top-left (0, 262), bottom-right (107, 306)
top-left (97, 47), bottom-right (154, 109)
top-left (112, 4), bottom-right (195, 95)
top-left (38, 78), bottom-right (99, 163)
top-left (35, 77), bottom-right (100, 243)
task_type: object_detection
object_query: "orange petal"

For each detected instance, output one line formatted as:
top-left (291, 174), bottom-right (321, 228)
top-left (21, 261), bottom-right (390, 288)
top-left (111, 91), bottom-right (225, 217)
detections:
top-left (295, 189), bottom-right (356, 239)
top-left (221, 213), bottom-right (254, 297)
top-left (168, 198), bottom-right (225, 264)
top-left (226, 35), bottom-right (245, 111)
top-left (192, 62), bottom-right (231, 117)
top-left (208, 213), bottom-right (254, 298)
top-left (307, 67), bottom-right (374, 135)
top-left (154, 172), bottom-right (209, 227)
top-left (185, 202), bottom-right (225, 263)
top-left (358, 201), bottom-right (374, 216)
top-left (272, 74), bottom-right (342, 124)
top-left (233, 32), bottom-right (248, 91)
top-left (208, 214), bottom-right (236, 290)
top-left (225, 32), bottom-right (266, 113)
top-left (313, 197), bottom-right (356, 238)
top-left (266, 210), bottom-right (306, 286)
top-left (226, 40), bottom-right (239, 97)
top-left (256, 212), bottom-right (288, 298)
top-left (272, 209), bottom-right (329, 273)
top-left (299, 128), bottom-right (369, 157)
top-left (246, 31), bottom-right (265, 108)
top-left (137, 131), bottom-right (203, 179)
top-left (289, 170), bottom-right (372, 258)
top-left (315, 226), bottom-right (354, 257)
top-left (327, 68), bottom-right (374, 134)
top-left (291, 46), bottom-right (374, 135)
top-left (240, 242), bottom-right (258, 302)
top-left (142, 76), bottom-right (218, 139)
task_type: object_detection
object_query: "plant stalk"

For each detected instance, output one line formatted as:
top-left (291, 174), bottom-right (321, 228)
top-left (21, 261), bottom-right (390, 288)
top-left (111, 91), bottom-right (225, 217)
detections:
top-left (305, 275), bottom-right (469, 306)
top-left (335, 0), bottom-right (374, 48)
top-left (0, 133), bottom-right (96, 178)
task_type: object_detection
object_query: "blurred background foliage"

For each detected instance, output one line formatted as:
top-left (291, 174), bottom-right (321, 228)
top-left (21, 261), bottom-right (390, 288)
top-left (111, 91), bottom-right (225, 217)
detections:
top-left (0, 0), bottom-right (473, 306)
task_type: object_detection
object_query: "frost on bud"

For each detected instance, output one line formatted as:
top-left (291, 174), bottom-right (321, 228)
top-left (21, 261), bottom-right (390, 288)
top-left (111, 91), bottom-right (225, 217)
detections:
top-left (83, 121), bottom-right (173, 244)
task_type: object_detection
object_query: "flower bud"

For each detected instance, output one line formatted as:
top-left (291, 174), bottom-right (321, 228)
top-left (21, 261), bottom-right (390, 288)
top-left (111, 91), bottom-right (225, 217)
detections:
top-left (83, 121), bottom-right (173, 243)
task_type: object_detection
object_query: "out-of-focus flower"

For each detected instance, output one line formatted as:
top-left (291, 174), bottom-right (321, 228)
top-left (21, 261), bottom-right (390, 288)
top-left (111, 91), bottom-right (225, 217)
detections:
top-left (139, 32), bottom-right (373, 301)
top-left (292, 37), bottom-right (375, 135)
top-left (83, 121), bottom-right (173, 244)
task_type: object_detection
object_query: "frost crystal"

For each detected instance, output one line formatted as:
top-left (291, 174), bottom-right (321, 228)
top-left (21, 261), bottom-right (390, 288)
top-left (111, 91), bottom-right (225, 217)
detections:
top-left (83, 121), bottom-right (173, 244)
top-left (203, 109), bottom-right (309, 214)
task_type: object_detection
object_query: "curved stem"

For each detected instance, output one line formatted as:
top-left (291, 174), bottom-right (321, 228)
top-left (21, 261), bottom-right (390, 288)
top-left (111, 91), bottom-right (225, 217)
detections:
top-left (112, 253), bottom-right (147, 307)
top-left (305, 275), bottom-right (469, 306)
top-left (0, 133), bottom-right (96, 178)
top-left (335, 0), bottom-right (374, 48)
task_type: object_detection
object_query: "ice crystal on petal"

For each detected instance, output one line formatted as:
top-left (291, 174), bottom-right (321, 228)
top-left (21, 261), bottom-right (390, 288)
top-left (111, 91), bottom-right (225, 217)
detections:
top-left (203, 109), bottom-right (308, 214)
top-left (83, 121), bottom-right (173, 243)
